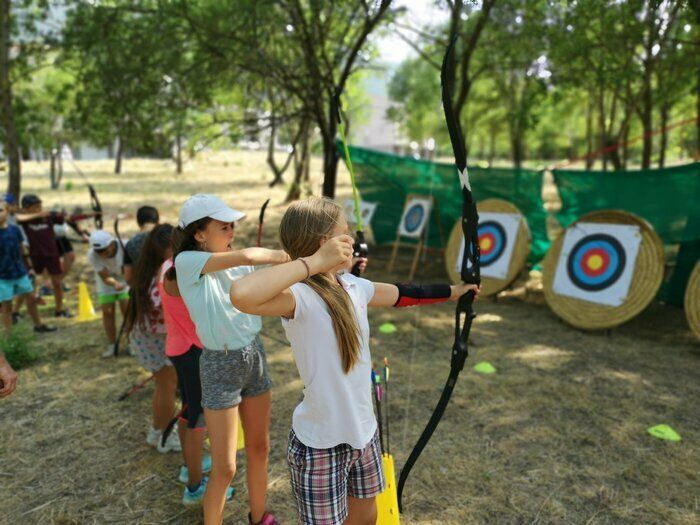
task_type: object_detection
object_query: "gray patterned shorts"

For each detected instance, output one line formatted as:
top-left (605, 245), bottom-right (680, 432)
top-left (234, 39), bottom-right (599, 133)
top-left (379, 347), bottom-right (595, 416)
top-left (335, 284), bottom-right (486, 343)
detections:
top-left (199, 336), bottom-right (272, 410)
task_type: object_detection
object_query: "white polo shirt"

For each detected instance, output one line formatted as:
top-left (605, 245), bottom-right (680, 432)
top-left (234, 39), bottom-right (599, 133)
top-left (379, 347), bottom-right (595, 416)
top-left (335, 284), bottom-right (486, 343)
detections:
top-left (281, 273), bottom-right (377, 449)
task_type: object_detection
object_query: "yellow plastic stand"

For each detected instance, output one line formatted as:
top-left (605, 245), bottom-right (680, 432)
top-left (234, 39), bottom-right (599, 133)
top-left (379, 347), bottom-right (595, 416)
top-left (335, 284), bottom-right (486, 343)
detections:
top-left (376, 453), bottom-right (400, 524)
top-left (237, 419), bottom-right (245, 450)
top-left (77, 281), bottom-right (99, 322)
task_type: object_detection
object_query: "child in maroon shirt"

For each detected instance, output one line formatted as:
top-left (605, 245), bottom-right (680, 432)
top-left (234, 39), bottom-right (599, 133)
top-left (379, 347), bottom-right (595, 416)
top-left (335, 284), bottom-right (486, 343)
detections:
top-left (18, 194), bottom-right (98, 317)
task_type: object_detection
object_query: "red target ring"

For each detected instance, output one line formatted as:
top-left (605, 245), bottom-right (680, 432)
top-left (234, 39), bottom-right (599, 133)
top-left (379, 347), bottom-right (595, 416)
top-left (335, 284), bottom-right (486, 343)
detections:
top-left (581, 248), bottom-right (610, 277)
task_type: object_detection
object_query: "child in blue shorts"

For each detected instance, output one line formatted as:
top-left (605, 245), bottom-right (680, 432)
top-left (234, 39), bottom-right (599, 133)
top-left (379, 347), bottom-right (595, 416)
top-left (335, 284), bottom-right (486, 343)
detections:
top-left (0, 200), bottom-right (56, 334)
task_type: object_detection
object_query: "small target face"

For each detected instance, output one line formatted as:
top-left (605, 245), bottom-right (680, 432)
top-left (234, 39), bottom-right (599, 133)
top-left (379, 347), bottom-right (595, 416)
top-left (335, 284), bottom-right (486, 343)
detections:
top-left (566, 233), bottom-right (626, 291)
top-left (478, 221), bottom-right (507, 267)
top-left (403, 204), bottom-right (425, 234)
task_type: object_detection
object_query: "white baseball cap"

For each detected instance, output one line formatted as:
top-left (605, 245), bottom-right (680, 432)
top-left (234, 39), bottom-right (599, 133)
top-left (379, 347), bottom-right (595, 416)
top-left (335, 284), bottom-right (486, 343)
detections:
top-left (178, 194), bottom-right (246, 228)
top-left (89, 230), bottom-right (114, 250)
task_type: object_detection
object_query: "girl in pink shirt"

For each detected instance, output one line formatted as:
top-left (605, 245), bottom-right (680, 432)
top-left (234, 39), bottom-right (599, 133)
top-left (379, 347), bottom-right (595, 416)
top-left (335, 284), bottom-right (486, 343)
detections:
top-left (159, 257), bottom-right (233, 506)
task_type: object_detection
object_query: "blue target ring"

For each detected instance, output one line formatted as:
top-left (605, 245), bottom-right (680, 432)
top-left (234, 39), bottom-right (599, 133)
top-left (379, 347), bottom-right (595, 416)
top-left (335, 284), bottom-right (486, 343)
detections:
top-left (566, 233), bottom-right (626, 291)
top-left (477, 221), bottom-right (507, 267)
top-left (403, 204), bottom-right (426, 234)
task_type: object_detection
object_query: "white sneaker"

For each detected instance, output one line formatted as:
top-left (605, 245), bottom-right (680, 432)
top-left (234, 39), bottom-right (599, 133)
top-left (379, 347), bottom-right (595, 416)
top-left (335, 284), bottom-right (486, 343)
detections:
top-left (102, 344), bottom-right (115, 358)
top-left (157, 428), bottom-right (182, 453)
top-left (146, 427), bottom-right (162, 447)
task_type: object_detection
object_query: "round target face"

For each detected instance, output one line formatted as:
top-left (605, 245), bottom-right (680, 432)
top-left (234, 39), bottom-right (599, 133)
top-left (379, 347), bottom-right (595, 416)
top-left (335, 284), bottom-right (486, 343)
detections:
top-left (478, 221), bottom-right (507, 267)
top-left (403, 204), bottom-right (426, 234)
top-left (566, 233), bottom-right (626, 291)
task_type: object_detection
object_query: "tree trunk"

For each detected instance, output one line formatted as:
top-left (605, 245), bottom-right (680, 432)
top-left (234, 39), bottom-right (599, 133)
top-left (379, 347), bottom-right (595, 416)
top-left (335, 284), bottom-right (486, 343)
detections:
top-left (696, 65), bottom-right (700, 160)
top-left (0, 0), bottom-right (20, 196)
top-left (285, 121), bottom-right (310, 203)
top-left (115, 136), bottom-right (123, 174)
top-left (509, 122), bottom-right (523, 169)
top-left (487, 126), bottom-right (496, 168)
top-left (50, 149), bottom-right (58, 189)
top-left (640, 53), bottom-right (654, 168)
top-left (585, 96), bottom-right (594, 169)
top-left (621, 124), bottom-right (630, 171)
top-left (267, 116), bottom-right (299, 188)
top-left (598, 89), bottom-right (607, 171)
top-left (321, 129), bottom-right (338, 199)
top-left (658, 103), bottom-right (669, 168)
top-left (175, 133), bottom-right (183, 174)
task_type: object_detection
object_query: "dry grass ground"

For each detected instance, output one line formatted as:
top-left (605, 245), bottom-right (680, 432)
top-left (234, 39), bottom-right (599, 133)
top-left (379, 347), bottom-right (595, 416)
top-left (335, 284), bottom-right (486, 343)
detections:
top-left (1, 152), bottom-right (698, 525)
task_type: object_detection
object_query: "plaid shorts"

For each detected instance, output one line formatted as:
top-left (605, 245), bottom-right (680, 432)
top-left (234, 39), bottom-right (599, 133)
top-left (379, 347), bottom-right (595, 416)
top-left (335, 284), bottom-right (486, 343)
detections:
top-left (287, 428), bottom-right (385, 525)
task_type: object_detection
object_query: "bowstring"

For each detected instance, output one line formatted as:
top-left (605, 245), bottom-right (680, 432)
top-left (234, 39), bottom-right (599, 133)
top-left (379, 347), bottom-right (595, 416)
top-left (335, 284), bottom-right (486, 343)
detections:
top-left (400, 147), bottom-right (438, 461)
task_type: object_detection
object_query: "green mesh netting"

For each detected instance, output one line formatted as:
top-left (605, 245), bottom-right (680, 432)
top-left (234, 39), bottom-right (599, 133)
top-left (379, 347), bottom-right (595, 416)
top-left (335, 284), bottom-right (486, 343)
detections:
top-left (553, 162), bottom-right (700, 305)
top-left (340, 143), bottom-right (550, 263)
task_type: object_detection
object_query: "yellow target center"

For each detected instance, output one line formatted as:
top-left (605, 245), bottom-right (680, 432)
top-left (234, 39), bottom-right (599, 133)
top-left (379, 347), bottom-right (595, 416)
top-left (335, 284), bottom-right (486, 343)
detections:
top-left (587, 254), bottom-right (603, 271)
top-left (480, 237), bottom-right (493, 251)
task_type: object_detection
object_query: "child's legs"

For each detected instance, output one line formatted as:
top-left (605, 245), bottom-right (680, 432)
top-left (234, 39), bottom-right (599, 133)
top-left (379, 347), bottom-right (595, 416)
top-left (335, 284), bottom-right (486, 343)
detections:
top-left (13, 294), bottom-right (24, 314)
top-left (345, 497), bottom-right (377, 525)
top-left (62, 250), bottom-right (75, 275)
top-left (203, 405), bottom-right (239, 525)
top-left (181, 423), bottom-right (205, 488)
top-left (101, 303), bottom-right (116, 343)
top-left (152, 365), bottom-right (177, 430)
top-left (118, 297), bottom-right (129, 316)
top-left (173, 348), bottom-right (206, 488)
top-left (1, 300), bottom-right (12, 331)
top-left (49, 273), bottom-right (64, 311)
top-left (239, 390), bottom-right (272, 522)
top-left (23, 292), bottom-right (43, 326)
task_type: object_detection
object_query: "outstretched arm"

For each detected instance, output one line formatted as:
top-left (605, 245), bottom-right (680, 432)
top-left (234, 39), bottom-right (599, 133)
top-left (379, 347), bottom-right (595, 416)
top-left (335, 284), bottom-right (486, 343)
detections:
top-left (369, 282), bottom-right (479, 308)
top-left (229, 235), bottom-right (355, 318)
top-left (202, 248), bottom-right (289, 275)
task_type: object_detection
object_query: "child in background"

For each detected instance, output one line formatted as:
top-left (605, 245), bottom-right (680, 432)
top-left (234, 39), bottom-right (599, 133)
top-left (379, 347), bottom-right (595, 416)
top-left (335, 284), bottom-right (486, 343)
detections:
top-left (123, 206), bottom-right (159, 285)
top-left (0, 200), bottom-right (56, 334)
top-left (87, 230), bottom-right (130, 357)
top-left (4, 193), bottom-right (31, 323)
top-left (159, 254), bottom-right (216, 505)
top-left (228, 198), bottom-right (478, 525)
top-left (17, 194), bottom-right (73, 317)
top-left (123, 224), bottom-right (180, 453)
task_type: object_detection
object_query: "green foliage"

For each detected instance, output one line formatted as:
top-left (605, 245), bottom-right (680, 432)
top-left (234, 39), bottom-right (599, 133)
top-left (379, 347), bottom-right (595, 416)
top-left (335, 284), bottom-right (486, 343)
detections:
top-left (1, 325), bottom-right (39, 370)
top-left (387, 0), bottom-right (699, 167)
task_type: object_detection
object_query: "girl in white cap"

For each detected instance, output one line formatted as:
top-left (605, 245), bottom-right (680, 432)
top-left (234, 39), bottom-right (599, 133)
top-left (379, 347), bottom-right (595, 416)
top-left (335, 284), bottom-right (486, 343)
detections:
top-left (170, 194), bottom-right (288, 525)
top-left (87, 230), bottom-right (130, 357)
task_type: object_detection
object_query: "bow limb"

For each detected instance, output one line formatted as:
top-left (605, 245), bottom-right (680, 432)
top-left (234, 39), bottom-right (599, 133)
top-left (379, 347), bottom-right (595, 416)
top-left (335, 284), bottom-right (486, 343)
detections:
top-left (257, 198), bottom-right (270, 248)
top-left (88, 183), bottom-right (104, 230)
top-left (397, 33), bottom-right (481, 513)
top-left (334, 92), bottom-right (369, 276)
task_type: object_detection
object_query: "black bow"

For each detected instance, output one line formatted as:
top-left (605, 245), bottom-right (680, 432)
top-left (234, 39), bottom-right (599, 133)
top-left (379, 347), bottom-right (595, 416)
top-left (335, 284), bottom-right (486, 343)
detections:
top-left (397, 33), bottom-right (481, 512)
top-left (257, 198), bottom-right (270, 247)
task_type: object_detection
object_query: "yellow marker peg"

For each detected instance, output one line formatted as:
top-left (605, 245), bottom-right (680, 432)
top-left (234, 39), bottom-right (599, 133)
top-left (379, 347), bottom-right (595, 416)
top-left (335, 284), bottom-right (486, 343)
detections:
top-left (376, 453), bottom-right (400, 524)
top-left (77, 281), bottom-right (99, 322)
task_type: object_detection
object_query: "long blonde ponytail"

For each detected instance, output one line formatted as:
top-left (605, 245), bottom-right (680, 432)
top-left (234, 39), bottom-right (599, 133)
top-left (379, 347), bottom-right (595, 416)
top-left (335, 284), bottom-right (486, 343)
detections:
top-left (280, 198), bottom-right (361, 373)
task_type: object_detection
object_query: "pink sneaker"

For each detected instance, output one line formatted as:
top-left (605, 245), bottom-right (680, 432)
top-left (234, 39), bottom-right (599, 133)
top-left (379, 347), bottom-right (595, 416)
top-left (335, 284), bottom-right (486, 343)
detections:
top-left (249, 512), bottom-right (280, 525)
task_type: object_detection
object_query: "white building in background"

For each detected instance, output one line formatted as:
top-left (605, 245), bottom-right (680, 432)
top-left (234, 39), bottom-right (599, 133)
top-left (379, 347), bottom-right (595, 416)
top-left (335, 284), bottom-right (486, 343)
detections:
top-left (352, 67), bottom-right (402, 153)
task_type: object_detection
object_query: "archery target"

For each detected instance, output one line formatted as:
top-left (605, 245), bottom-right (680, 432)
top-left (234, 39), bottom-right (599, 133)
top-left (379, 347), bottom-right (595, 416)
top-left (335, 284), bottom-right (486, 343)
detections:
top-left (343, 199), bottom-right (377, 226)
top-left (398, 197), bottom-right (432, 238)
top-left (454, 212), bottom-right (521, 279)
top-left (552, 223), bottom-right (641, 306)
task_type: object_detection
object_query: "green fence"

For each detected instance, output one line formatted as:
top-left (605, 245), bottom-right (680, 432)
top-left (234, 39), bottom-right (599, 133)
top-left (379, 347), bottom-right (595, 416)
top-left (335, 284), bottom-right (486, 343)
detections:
top-left (341, 143), bottom-right (550, 263)
top-left (341, 143), bottom-right (699, 305)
